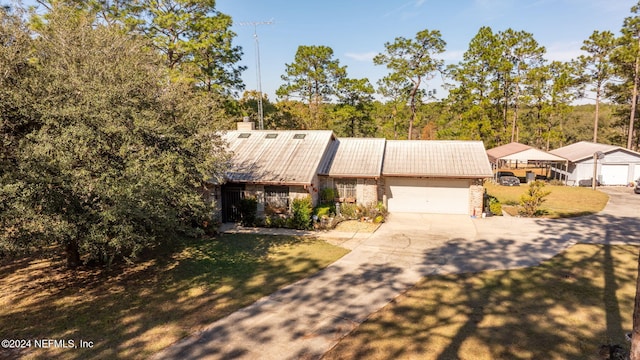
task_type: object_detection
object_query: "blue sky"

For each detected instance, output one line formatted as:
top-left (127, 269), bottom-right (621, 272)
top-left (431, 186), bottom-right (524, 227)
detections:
top-left (217, 0), bottom-right (636, 101)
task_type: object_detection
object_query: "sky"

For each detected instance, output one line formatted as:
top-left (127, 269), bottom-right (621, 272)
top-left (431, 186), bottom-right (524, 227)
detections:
top-left (216, 0), bottom-right (636, 102)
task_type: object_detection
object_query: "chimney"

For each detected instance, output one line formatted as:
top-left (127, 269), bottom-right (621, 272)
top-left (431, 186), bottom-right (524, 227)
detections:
top-left (237, 116), bottom-right (255, 131)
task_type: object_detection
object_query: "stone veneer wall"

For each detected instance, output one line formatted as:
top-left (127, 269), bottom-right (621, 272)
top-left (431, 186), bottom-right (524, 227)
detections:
top-left (359, 178), bottom-right (380, 205)
top-left (469, 179), bottom-right (485, 216)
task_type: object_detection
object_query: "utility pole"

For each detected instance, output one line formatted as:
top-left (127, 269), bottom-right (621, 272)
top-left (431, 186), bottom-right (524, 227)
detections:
top-left (239, 20), bottom-right (273, 130)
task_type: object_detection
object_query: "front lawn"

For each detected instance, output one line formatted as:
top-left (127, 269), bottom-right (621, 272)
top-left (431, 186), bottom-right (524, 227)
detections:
top-left (485, 181), bottom-right (609, 217)
top-left (0, 234), bottom-right (348, 359)
top-left (324, 244), bottom-right (637, 360)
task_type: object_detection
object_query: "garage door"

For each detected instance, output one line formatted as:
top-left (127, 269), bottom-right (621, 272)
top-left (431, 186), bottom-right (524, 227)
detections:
top-left (385, 178), bottom-right (470, 214)
top-left (601, 164), bottom-right (629, 185)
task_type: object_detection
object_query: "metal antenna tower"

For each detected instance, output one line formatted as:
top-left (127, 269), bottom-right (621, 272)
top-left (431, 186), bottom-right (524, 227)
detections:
top-left (239, 19), bottom-right (273, 130)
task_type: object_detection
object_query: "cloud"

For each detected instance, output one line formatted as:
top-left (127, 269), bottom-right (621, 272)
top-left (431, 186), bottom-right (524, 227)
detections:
top-left (545, 41), bottom-right (585, 62)
top-left (384, 0), bottom-right (427, 18)
top-left (345, 51), bottom-right (378, 62)
top-left (441, 50), bottom-right (465, 62)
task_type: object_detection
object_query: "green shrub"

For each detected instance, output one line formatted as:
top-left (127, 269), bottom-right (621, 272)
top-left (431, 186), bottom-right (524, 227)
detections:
top-left (486, 194), bottom-right (502, 216)
top-left (264, 215), bottom-right (287, 228)
top-left (519, 181), bottom-right (551, 217)
top-left (289, 196), bottom-right (313, 230)
top-left (314, 203), bottom-right (335, 218)
top-left (375, 202), bottom-right (388, 218)
top-left (238, 197), bottom-right (258, 226)
top-left (320, 188), bottom-right (337, 203)
top-left (339, 203), bottom-right (358, 219)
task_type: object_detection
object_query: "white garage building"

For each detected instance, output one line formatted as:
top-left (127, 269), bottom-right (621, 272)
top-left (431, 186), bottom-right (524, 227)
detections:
top-left (550, 141), bottom-right (640, 186)
top-left (382, 141), bottom-right (493, 215)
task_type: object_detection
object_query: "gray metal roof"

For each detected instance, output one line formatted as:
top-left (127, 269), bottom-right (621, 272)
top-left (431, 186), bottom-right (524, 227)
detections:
top-left (222, 130), bottom-right (335, 185)
top-left (550, 141), bottom-right (634, 162)
top-left (319, 138), bottom-right (386, 177)
top-left (382, 140), bottom-right (493, 178)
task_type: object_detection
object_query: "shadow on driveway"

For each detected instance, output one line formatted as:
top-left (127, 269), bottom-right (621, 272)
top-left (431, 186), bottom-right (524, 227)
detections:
top-left (155, 188), bottom-right (640, 359)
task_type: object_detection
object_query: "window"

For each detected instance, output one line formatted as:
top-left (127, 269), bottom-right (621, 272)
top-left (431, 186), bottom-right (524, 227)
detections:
top-left (293, 134), bottom-right (306, 139)
top-left (265, 133), bottom-right (278, 139)
top-left (335, 179), bottom-right (357, 201)
top-left (264, 186), bottom-right (289, 214)
top-left (238, 133), bottom-right (251, 138)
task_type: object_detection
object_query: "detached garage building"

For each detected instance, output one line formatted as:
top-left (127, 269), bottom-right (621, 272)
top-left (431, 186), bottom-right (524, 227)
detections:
top-left (382, 141), bottom-right (493, 215)
top-left (550, 141), bottom-right (640, 186)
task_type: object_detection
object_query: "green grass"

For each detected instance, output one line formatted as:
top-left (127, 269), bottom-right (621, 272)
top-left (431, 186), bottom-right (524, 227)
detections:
top-left (324, 244), bottom-right (638, 360)
top-left (0, 234), bottom-right (349, 359)
top-left (484, 181), bottom-right (609, 218)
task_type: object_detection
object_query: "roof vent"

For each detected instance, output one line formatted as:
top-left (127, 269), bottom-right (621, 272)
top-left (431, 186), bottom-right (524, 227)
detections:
top-left (265, 133), bottom-right (278, 139)
top-left (293, 134), bottom-right (306, 139)
top-left (238, 133), bottom-right (251, 138)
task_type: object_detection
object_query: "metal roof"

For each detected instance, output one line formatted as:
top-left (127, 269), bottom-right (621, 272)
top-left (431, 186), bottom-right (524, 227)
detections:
top-left (319, 138), bottom-right (386, 177)
top-left (550, 141), bottom-right (633, 162)
top-left (222, 130), bottom-right (335, 185)
top-left (487, 142), bottom-right (566, 162)
top-left (486, 142), bottom-right (532, 162)
top-left (382, 140), bottom-right (493, 178)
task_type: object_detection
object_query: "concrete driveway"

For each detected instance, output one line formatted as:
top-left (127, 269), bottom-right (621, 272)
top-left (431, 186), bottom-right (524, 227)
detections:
top-left (154, 187), bottom-right (640, 360)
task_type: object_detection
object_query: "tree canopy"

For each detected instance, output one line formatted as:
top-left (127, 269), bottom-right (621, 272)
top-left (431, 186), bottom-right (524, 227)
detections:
top-left (0, 3), bottom-right (230, 268)
top-left (374, 29), bottom-right (446, 140)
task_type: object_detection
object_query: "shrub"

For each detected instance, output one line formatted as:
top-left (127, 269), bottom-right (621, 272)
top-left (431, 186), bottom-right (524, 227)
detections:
top-left (486, 194), bottom-right (502, 216)
top-left (357, 202), bottom-right (388, 221)
top-left (375, 202), bottom-right (388, 218)
top-left (320, 188), bottom-right (337, 203)
top-left (238, 197), bottom-right (258, 226)
top-left (314, 203), bottom-right (335, 218)
top-left (519, 181), bottom-right (551, 217)
top-left (289, 196), bottom-right (313, 230)
top-left (264, 215), bottom-right (287, 228)
top-left (339, 203), bottom-right (358, 219)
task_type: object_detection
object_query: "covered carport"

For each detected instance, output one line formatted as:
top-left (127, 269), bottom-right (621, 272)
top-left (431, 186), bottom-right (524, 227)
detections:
top-left (486, 142), bottom-right (568, 182)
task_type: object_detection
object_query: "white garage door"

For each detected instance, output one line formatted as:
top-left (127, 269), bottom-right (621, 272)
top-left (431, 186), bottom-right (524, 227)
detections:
top-left (385, 178), bottom-right (470, 214)
top-left (601, 164), bottom-right (629, 185)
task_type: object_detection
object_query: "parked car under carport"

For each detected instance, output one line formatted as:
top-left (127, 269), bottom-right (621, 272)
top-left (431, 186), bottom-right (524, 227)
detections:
top-left (496, 171), bottom-right (520, 186)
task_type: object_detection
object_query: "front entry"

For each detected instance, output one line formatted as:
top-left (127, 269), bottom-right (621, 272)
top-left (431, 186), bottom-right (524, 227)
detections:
top-left (221, 184), bottom-right (245, 222)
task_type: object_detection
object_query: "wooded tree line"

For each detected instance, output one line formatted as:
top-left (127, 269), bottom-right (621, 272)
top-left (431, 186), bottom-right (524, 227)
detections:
top-left (242, 2), bottom-right (640, 150)
top-left (2, 0), bottom-right (640, 267)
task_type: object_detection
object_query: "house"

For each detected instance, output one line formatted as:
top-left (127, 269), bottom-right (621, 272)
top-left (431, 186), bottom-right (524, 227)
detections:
top-left (214, 123), bottom-right (494, 222)
top-left (382, 140), bottom-right (493, 215)
top-left (550, 141), bottom-right (640, 186)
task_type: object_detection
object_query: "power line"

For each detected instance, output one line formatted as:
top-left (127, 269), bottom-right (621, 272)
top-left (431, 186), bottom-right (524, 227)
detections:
top-left (239, 19), bottom-right (274, 130)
